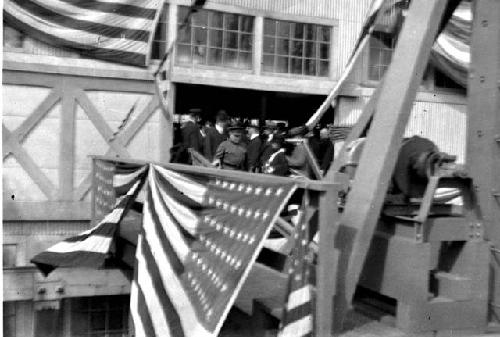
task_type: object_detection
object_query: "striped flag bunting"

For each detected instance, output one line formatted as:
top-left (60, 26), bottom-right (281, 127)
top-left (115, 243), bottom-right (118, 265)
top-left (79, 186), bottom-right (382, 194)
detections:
top-left (32, 158), bottom-right (298, 337)
top-left (3, 0), bottom-right (164, 66)
top-left (131, 164), bottom-right (297, 337)
top-left (278, 209), bottom-right (316, 337)
top-left (31, 163), bottom-right (148, 276)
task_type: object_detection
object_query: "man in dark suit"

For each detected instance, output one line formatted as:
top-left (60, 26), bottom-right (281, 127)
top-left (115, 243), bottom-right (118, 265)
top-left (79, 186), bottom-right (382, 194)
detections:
top-left (246, 120), bottom-right (262, 172)
top-left (180, 109), bottom-right (204, 163)
top-left (204, 110), bottom-right (229, 161)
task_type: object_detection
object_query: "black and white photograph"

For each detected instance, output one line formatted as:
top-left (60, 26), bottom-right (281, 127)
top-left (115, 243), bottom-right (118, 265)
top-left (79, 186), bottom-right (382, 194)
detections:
top-left (2, 0), bottom-right (499, 336)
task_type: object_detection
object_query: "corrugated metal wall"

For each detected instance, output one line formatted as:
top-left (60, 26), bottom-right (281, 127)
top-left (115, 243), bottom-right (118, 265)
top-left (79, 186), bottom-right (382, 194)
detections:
top-left (336, 96), bottom-right (467, 163)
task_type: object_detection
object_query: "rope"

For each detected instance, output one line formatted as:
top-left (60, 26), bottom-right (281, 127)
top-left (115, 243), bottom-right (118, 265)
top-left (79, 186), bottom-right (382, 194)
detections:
top-left (108, 99), bottom-right (139, 142)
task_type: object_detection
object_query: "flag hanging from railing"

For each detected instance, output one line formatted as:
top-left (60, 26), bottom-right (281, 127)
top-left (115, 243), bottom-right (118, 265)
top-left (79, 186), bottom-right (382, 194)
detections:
top-left (32, 158), bottom-right (298, 337)
top-left (3, 0), bottom-right (164, 66)
top-left (131, 164), bottom-right (297, 336)
top-left (31, 163), bottom-right (148, 276)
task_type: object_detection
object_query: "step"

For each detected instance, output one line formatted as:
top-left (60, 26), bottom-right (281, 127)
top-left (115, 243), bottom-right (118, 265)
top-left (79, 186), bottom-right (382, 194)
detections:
top-left (434, 272), bottom-right (472, 301)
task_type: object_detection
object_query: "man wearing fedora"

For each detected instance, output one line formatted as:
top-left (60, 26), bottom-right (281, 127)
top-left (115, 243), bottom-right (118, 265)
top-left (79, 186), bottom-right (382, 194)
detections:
top-left (213, 122), bottom-right (247, 170)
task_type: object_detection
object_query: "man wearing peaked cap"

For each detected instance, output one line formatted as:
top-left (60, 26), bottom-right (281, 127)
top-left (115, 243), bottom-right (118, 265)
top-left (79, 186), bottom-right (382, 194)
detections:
top-left (213, 122), bottom-right (247, 170)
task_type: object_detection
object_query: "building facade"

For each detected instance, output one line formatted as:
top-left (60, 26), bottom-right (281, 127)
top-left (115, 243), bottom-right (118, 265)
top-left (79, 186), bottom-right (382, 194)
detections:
top-left (2, 1), bottom-right (467, 336)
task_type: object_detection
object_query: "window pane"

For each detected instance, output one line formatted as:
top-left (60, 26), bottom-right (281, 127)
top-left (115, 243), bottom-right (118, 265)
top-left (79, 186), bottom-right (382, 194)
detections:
top-left (209, 30), bottom-right (223, 48)
top-left (209, 12), bottom-right (223, 28)
top-left (3, 244), bottom-right (16, 267)
top-left (239, 52), bottom-right (252, 69)
top-left (193, 45), bottom-right (206, 64)
top-left (318, 26), bottom-right (330, 42)
top-left (241, 16), bottom-right (253, 32)
top-left (263, 55), bottom-right (275, 72)
top-left (223, 50), bottom-right (238, 66)
top-left (193, 27), bottom-right (207, 45)
top-left (305, 24), bottom-right (316, 40)
top-left (224, 13), bottom-right (239, 30)
top-left (264, 36), bottom-right (275, 54)
top-left (208, 48), bottom-right (222, 65)
top-left (290, 58), bottom-right (303, 74)
top-left (304, 59), bottom-right (317, 75)
top-left (192, 10), bottom-right (208, 27)
top-left (224, 31), bottom-right (238, 49)
top-left (108, 311), bottom-right (124, 330)
top-left (91, 312), bottom-right (106, 331)
top-left (276, 56), bottom-right (289, 73)
top-left (382, 49), bottom-right (392, 65)
top-left (277, 38), bottom-right (289, 55)
top-left (264, 19), bottom-right (276, 35)
top-left (239, 33), bottom-right (252, 51)
top-left (319, 43), bottom-right (329, 59)
top-left (36, 309), bottom-right (63, 337)
top-left (176, 44), bottom-right (192, 63)
top-left (278, 21), bottom-right (291, 37)
top-left (305, 41), bottom-right (316, 58)
top-left (178, 25), bottom-right (191, 43)
top-left (292, 23), bottom-right (304, 39)
top-left (319, 61), bottom-right (329, 76)
top-left (291, 40), bottom-right (303, 57)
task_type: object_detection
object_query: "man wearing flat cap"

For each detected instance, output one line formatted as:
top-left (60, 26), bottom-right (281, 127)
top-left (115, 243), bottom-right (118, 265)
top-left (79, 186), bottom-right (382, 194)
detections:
top-left (213, 122), bottom-right (247, 170)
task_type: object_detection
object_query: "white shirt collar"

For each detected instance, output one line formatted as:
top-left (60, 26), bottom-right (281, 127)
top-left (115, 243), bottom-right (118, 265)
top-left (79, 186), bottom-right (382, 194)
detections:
top-left (250, 133), bottom-right (259, 140)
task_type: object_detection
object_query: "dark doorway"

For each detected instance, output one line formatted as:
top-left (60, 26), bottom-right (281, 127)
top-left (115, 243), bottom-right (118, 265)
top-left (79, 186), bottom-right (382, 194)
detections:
top-left (175, 83), bottom-right (333, 127)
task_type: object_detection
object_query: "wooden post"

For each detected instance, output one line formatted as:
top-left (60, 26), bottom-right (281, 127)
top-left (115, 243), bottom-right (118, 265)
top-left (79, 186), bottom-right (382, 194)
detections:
top-left (335, 0), bottom-right (449, 321)
top-left (316, 185), bottom-right (338, 336)
top-left (466, 0), bottom-right (500, 323)
top-left (59, 84), bottom-right (76, 200)
top-left (253, 16), bottom-right (264, 75)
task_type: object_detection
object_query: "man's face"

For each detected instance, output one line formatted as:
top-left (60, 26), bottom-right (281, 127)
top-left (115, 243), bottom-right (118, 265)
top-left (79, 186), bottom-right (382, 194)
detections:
top-left (229, 131), bottom-right (242, 143)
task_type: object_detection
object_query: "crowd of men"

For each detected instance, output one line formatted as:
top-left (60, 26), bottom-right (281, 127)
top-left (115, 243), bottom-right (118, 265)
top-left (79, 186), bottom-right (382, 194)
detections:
top-left (170, 109), bottom-right (335, 177)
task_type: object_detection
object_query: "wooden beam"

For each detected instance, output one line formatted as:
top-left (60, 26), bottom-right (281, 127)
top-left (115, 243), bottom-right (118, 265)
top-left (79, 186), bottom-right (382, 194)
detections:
top-left (3, 125), bottom-right (57, 200)
top-left (316, 185), bottom-right (339, 336)
top-left (3, 201), bottom-right (90, 221)
top-left (10, 87), bottom-right (62, 144)
top-left (160, 83), bottom-right (175, 164)
top-left (325, 80), bottom-right (384, 179)
top-left (253, 16), bottom-right (264, 75)
top-left (336, 0), bottom-right (449, 317)
top-left (466, 0), bottom-right (500, 321)
top-left (91, 155), bottom-right (337, 192)
top-left (59, 86), bottom-right (77, 200)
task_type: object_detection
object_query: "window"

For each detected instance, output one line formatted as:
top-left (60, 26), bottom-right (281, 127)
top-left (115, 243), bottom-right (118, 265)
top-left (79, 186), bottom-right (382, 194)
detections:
top-left (3, 244), bottom-right (17, 267)
top-left (175, 7), bottom-right (253, 69)
top-left (3, 302), bottom-right (16, 337)
top-left (151, 4), bottom-right (169, 60)
top-left (368, 31), bottom-right (397, 81)
top-left (71, 295), bottom-right (130, 337)
top-left (262, 19), bottom-right (331, 76)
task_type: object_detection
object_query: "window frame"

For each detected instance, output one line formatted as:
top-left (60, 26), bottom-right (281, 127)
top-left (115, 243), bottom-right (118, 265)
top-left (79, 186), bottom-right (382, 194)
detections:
top-left (261, 18), bottom-right (332, 78)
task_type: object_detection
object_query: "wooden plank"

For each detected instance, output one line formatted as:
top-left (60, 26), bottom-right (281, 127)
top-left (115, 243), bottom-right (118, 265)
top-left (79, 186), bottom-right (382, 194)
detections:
top-left (316, 185), bottom-right (339, 336)
top-left (325, 81), bottom-right (383, 179)
top-left (160, 83), bottom-right (175, 163)
top-left (466, 0), bottom-right (500, 321)
top-left (3, 70), bottom-right (154, 93)
top-left (253, 16), bottom-right (264, 75)
top-left (59, 86), bottom-right (77, 200)
top-left (336, 0), bottom-right (449, 319)
top-left (10, 87), bottom-right (62, 144)
top-left (3, 201), bottom-right (90, 221)
top-left (91, 155), bottom-right (337, 191)
top-left (73, 88), bottom-right (130, 158)
top-left (3, 125), bottom-right (57, 200)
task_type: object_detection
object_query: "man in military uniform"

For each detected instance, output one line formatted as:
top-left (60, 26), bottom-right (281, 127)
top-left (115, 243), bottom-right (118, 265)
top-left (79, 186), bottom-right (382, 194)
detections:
top-left (213, 123), bottom-right (247, 170)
